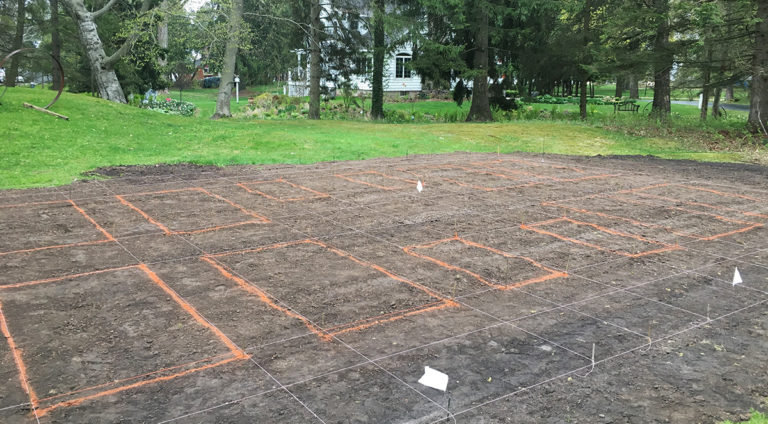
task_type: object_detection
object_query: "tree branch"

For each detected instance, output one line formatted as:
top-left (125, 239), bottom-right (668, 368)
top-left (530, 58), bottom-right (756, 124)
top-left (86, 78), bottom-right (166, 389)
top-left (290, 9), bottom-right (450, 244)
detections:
top-left (103, 0), bottom-right (153, 68)
top-left (92, 0), bottom-right (119, 19)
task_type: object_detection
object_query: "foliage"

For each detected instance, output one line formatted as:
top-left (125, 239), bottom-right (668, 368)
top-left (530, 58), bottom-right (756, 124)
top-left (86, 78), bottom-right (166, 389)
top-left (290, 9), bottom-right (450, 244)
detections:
top-left (139, 97), bottom-right (198, 116)
top-left (720, 411), bottom-right (768, 424)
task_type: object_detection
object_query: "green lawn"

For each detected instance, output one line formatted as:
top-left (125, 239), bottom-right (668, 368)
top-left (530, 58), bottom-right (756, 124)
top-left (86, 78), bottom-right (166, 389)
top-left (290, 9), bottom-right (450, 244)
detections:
top-left (0, 87), bottom-right (753, 189)
top-left (721, 411), bottom-right (768, 424)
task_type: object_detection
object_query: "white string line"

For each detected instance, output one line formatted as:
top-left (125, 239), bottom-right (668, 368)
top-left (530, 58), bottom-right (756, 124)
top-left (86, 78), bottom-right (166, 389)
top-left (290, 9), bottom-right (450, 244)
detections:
top-left (182, 243), bottom-right (457, 423)
top-left (437, 297), bottom-right (768, 422)
top-left (155, 387), bottom-right (284, 424)
top-left (61, 179), bottom-right (331, 424)
top-left (30, 155), bottom-right (768, 420)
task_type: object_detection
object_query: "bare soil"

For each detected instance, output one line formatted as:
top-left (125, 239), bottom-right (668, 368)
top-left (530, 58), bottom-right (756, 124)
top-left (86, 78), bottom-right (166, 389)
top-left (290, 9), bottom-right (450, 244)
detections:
top-left (1, 152), bottom-right (767, 423)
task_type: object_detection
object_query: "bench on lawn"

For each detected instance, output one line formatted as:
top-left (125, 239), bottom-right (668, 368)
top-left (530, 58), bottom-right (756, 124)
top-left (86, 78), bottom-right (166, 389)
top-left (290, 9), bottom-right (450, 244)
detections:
top-left (614, 101), bottom-right (640, 113)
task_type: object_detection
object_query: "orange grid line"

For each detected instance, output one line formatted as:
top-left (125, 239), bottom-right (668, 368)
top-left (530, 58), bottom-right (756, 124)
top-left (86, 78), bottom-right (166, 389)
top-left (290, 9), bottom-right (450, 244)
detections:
top-left (472, 158), bottom-right (587, 173)
top-left (403, 235), bottom-right (567, 290)
top-left (116, 187), bottom-right (269, 235)
top-left (0, 199), bottom-right (116, 257)
top-left (238, 179), bottom-right (330, 202)
top-left (521, 217), bottom-right (683, 258)
top-left (622, 183), bottom-right (768, 219)
top-left (0, 264), bottom-right (248, 417)
top-left (334, 170), bottom-right (418, 190)
top-left (472, 159), bottom-right (620, 181)
top-left (202, 239), bottom-right (457, 341)
top-left (544, 194), bottom-right (764, 242)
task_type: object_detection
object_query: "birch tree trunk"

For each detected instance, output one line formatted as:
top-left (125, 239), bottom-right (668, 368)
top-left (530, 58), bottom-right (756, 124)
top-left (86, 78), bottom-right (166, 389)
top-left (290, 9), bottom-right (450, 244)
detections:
top-left (64, 0), bottom-right (154, 103)
top-left (212, 0), bottom-right (243, 119)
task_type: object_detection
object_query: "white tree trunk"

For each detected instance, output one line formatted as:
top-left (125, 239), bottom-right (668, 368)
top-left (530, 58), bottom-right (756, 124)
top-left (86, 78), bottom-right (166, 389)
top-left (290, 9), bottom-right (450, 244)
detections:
top-left (64, 0), bottom-right (129, 103)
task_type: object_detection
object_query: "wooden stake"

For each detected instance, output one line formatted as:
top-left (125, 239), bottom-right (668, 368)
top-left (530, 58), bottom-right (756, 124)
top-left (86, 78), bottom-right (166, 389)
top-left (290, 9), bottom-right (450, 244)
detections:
top-left (22, 102), bottom-right (69, 120)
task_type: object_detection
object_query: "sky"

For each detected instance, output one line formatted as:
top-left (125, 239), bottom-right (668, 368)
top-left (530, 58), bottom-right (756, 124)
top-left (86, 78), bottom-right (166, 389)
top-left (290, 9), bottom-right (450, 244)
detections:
top-left (184, 0), bottom-right (207, 12)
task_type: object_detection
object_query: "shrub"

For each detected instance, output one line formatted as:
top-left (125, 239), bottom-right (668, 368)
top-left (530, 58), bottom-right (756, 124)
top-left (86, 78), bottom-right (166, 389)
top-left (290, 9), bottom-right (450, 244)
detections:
top-left (140, 98), bottom-right (197, 117)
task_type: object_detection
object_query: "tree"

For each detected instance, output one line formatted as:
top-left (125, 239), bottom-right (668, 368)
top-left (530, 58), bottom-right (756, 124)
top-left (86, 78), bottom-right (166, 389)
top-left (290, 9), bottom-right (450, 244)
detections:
top-left (748, 0), bottom-right (768, 134)
top-left (50, 0), bottom-right (63, 90)
top-left (465, 4), bottom-right (491, 121)
top-left (212, 0), bottom-right (244, 119)
top-left (308, 0), bottom-right (321, 119)
top-left (63, 0), bottom-right (154, 102)
top-left (371, 0), bottom-right (385, 119)
top-left (5, 0), bottom-right (26, 87)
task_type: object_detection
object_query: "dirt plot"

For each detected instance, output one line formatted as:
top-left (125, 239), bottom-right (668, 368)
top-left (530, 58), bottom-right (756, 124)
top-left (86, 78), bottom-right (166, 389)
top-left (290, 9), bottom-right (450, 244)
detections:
top-left (1, 152), bottom-right (767, 423)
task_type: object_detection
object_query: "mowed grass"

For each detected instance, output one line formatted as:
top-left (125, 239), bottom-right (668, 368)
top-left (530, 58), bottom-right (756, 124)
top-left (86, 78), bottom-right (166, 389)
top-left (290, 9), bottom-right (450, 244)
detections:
top-left (0, 87), bottom-right (748, 189)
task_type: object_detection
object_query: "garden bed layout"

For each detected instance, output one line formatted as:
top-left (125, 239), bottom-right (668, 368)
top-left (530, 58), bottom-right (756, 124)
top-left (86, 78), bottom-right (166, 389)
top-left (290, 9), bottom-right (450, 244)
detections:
top-left (1, 153), bottom-right (767, 423)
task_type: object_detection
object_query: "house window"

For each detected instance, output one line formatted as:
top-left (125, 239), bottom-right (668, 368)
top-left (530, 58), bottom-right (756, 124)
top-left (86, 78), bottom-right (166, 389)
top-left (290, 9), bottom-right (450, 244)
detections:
top-left (396, 54), bottom-right (412, 78)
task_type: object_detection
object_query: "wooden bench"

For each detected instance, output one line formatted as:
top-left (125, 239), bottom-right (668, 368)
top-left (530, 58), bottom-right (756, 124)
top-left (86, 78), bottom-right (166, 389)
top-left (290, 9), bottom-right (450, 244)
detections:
top-left (614, 101), bottom-right (640, 113)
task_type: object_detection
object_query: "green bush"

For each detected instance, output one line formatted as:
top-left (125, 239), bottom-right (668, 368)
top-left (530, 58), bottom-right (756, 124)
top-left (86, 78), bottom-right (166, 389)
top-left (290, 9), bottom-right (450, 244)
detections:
top-left (140, 98), bottom-right (197, 117)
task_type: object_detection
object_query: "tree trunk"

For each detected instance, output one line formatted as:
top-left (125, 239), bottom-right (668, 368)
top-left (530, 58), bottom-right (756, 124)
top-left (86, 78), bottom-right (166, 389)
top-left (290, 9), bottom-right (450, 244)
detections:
top-left (725, 85), bottom-right (734, 102)
top-left (614, 75), bottom-right (624, 98)
top-left (650, 0), bottom-right (672, 119)
top-left (628, 73), bottom-right (639, 99)
top-left (211, 0), bottom-right (243, 119)
top-left (50, 0), bottom-right (63, 90)
top-left (580, 79), bottom-right (588, 120)
top-left (370, 0), bottom-right (385, 120)
top-left (5, 0), bottom-right (25, 87)
top-left (700, 46), bottom-right (712, 121)
top-left (308, 0), bottom-right (322, 120)
top-left (712, 87), bottom-right (722, 118)
top-left (466, 5), bottom-right (492, 122)
top-left (748, 0), bottom-right (768, 134)
top-left (157, 0), bottom-right (168, 68)
top-left (65, 0), bottom-right (126, 102)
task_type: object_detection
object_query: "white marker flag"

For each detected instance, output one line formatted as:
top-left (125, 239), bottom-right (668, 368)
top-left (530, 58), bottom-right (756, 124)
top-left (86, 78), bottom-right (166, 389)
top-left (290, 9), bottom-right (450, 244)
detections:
top-left (733, 267), bottom-right (743, 286)
top-left (417, 180), bottom-right (423, 193)
top-left (418, 366), bottom-right (448, 391)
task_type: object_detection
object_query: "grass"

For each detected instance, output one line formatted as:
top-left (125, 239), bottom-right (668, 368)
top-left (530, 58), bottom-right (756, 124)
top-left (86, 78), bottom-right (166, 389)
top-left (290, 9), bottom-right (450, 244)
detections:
top-left (721, 411), bottom-right (768, 424)
top-left (0, 86), bottom-right (759, 189)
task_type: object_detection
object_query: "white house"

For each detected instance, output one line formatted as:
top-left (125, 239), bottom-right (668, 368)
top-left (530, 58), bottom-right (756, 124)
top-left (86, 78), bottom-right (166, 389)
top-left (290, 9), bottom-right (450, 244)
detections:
top-left (286, 3), bottom-right (421, 98)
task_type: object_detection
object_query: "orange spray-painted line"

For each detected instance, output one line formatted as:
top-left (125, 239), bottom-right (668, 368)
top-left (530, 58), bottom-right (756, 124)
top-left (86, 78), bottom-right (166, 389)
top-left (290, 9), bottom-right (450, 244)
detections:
top-left (117, 188), bottom-right (269, 235)
top-left (610, 193), bottom-right (761, 225)
top-left (239, 179), bottom-right (330, 202)
top-left (677, 184), bottom-right (765, 202)
top-left (0, 300), bottom-right (40, 409)
top-left (36, 355), bottom-right (243, 417)
top-left (0, 200), bottom-right (115, 256)
top-left (39, 352), bottom-right (235, 403)
top-left (0, 265), bottom-right (139, 290)
top-left (542, 199), bottom-right (752, 242)
top-left (311, 239), bottom-right (454, 302)
top-left (474, 158), bottom-right (586, 173)
top-left (619, 187), bottom-right (768, 221)
top-left (138, 264), bottom-right (247, 358)
top-left (200, 255), bottom-right (333, 341)
top-left (175, 220), bottom-right (267, 235)
top-left (116, 194), bottom-right (172, 234)
top-left (334, 171), bottom-right (417, 190)
top-left (68, 200), bottom-right (116, 241)
top-left (197, 188), bottom-right (270, 223)
top-left (0, 239), bottom-right (113, 257)
top-left (203, 239), bottom-right (457, 341)
top-left (521, 217), bottom-right (682, 258)
top-left (325, 300), bottom-right (455, 337)
top-left (404, 236), bottom-right (567, 290)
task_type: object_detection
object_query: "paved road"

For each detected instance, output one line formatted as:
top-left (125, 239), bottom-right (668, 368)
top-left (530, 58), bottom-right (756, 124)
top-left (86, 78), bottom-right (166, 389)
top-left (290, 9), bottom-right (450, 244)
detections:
top-left (668, 99), bottom-right (749, 111)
